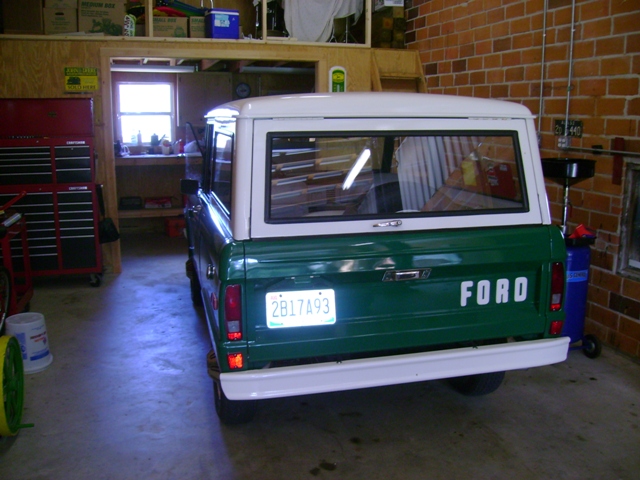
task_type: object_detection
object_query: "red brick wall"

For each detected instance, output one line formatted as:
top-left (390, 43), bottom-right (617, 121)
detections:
top-left (405, 0), bottom-right (640, 358)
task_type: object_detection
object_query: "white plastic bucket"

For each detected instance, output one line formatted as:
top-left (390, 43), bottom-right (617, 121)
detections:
top-left (5, 312), bottom-right (53, 374)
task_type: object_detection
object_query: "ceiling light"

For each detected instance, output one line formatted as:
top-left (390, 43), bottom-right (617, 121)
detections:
top-left (110, 65), bottom-right (196, 73)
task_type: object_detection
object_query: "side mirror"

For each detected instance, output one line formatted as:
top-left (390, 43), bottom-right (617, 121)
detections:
top-left (181, 178), bottom-right (199, 195)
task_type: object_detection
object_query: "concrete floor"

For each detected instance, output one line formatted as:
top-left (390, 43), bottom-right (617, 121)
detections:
top-left (1, 233), bottom-right (639, 480)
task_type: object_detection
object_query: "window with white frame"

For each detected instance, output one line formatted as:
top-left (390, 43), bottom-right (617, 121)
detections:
top-left (117, 82), bottom-right (174, 145)
top-left (618, 162), bottom-right (640, 280)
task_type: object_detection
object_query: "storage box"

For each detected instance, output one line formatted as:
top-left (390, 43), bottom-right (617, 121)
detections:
top-left (43, 8), bottom-right (78, 35)
top-left (164, 217), bottom-right (186, 237)
top-left (189, 16), bottom-right (205, 38)
top-left (78, 1), bottom-right (127, 36)
top-left (375, 0), bottom-right (404, 10)
top-left (372, 7), bottom-right (406, 49)
top-left (45, 0), bottom-right (77, 8)
top-left (152, 17), bottom-right (188, 38)
top-left (2, 0), bottom-right (43, 34)
top-left (145, 196), bottom-right (173, 209)
top-left (205, 8), bottom-right (239, 39)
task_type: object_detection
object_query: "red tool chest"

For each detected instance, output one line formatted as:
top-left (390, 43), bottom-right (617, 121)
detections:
top-left (0, 98), bottom-right (102, 282)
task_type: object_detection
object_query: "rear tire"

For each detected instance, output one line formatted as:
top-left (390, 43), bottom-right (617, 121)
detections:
top-left (186, 259), bottom-right (202, 306)
top-left (449, 371), bottom-right (505, 396)
top-left (213, 379), bottom-right (256, 425)
top-left (190, 276), bottom-right (203, 306)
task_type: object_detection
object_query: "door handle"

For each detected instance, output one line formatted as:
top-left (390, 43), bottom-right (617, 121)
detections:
top-left (192, 204), bottom-right (202, 213)
top-left (374, 220), bottom-right (402, 228)
top-left (382, 268), bottom-right (431, 282)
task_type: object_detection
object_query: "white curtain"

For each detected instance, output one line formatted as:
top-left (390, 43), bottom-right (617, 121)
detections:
top-left (282, 0), bottom-right (363, 42)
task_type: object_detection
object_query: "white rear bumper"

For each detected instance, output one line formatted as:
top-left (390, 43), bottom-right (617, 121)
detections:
top-left (221, 337), bottom-right (570, 400)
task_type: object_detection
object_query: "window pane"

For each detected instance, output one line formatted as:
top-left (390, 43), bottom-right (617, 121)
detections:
top-left (121, 115), bottom-right (172, 144)
top-left (212, 132), bottom-right (233, 212)
top-left (268, 133), bottom-right (526, 221)
top-left (119, 84), bottom-right (172, 113)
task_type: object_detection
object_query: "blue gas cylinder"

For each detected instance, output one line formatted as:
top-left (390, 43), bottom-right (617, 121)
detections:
top-left (563, 245), bottom-right (591, 343)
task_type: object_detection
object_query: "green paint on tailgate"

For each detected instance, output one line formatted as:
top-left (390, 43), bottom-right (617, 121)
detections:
top-left (237, 225), bottom-right (565, 365)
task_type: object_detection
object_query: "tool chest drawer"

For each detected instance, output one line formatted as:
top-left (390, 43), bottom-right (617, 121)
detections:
top-left (54, 145), bottom-right (92, 183)
top-left (0, 186), bottom-right (101, 275)
top-left (0, 146), bottom-right (53, 185)
top-left (0, 138), bottom-right (94, 186)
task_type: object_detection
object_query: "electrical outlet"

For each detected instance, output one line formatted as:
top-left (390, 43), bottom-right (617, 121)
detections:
top-left (557, 136), bottom-right (571, 149)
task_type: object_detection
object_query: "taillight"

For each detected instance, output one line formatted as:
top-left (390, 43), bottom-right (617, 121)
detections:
top-left (549, 320), bottom-right (564, 335)
top-left (550, 262), bottom-right (564, 312)
top-left (224, 284), bottom-right (242, 341)
top-left (227, 353), bottom-right (244, 369)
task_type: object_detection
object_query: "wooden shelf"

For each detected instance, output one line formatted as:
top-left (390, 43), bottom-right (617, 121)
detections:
top-left (115, 154), bottom-right (201, 167)
top-left (118, 207), bottom-right (183, 219)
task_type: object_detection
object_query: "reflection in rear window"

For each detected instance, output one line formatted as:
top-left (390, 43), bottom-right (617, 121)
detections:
top-left (267, 133), bottom-right (527, 222)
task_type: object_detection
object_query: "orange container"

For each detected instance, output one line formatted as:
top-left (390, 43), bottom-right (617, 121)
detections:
top-left (164, 216), bottom-right (186, 237)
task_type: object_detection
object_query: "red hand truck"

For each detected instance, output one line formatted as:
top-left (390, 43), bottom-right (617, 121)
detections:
top-left (0, 191), bottom-right (34, 333)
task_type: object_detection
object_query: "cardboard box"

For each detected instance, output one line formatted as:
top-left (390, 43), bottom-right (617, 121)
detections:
top-left (78, 1), bottom-right (127, 36)
top-left (43, 8), bottom-right (78, 35)
top-left (2, 0), bottom-right (43, 34)
top-left (45, 0), bottom-right (77, 8)
top-left (375, 0), bottom-right (404, 11)
top-left (205, 9), bottom-right (239, 39)
top-left (152, 17), bottom-right (188, 38)
top-left (164, 217), bottom-right (186, 237)
top-left (189, 16), bottom-right (205, 38)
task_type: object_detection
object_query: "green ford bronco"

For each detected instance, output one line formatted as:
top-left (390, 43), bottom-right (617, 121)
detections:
top-left (181, 92), bottom-right (569, 424)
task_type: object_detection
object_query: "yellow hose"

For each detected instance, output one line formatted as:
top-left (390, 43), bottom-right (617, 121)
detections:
top-left (0, 335), bottom-right (25, 436)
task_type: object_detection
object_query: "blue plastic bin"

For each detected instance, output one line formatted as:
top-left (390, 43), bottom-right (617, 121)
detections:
top-left (205, 8), bottom-right (240, 39)
top-left (563, 244), bottom-right (591, 343)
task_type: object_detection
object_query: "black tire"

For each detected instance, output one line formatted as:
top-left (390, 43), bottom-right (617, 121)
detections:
top-left (0, 267), bottom-right (12, 333)
top-left (186, 259), bottom-right (203, 306)
top-left (213, 379), bottom-right (257, 425)
top-left (190, 276), bottom-right (203, 306)
top-left (449, 371), bottom-right (505, 396)
top-left (582, 334), bottom-right (602, 359)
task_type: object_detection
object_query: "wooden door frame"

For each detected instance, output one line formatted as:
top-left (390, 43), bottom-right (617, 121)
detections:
top-left (100, 46), bottom-right (325, 272)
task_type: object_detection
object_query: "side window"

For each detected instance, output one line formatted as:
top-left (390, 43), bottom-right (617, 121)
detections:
top-left (201, 119), bottom-right (235, 215)
top-left (267, 132), bottom-right (527, 223)
top-left (212, 132), bottom-right (233, 212)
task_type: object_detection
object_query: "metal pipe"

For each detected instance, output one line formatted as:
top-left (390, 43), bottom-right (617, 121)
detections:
top-left (563, 0), bottom-right (577, 139)
top-left (562, 178), bottom-right (570, 235)
top-left (537, 0), bottom-right (549, 142)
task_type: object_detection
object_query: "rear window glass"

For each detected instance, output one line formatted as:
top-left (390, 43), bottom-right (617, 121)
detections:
top-left (266, 132), bottom-right (527, 222)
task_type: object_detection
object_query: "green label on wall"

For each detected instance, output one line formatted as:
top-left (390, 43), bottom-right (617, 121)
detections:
top-left (64, 67), bottom-right (99, 93)
top-left (330, 66), bottom-right (347, 92)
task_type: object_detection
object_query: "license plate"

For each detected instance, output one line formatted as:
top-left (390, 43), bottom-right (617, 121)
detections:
top-left (266, 289), bottom-right (336, 328)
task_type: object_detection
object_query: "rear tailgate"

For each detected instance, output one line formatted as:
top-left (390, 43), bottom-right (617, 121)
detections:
top-left (243, 225), bottom-right (564, 365)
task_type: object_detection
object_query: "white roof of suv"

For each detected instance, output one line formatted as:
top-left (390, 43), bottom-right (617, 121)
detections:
top-left (206, 92), bottom-right (535, 121)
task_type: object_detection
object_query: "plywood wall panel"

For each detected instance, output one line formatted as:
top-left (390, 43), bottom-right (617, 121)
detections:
top-left (0, 37), bottom-right (420, 272)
